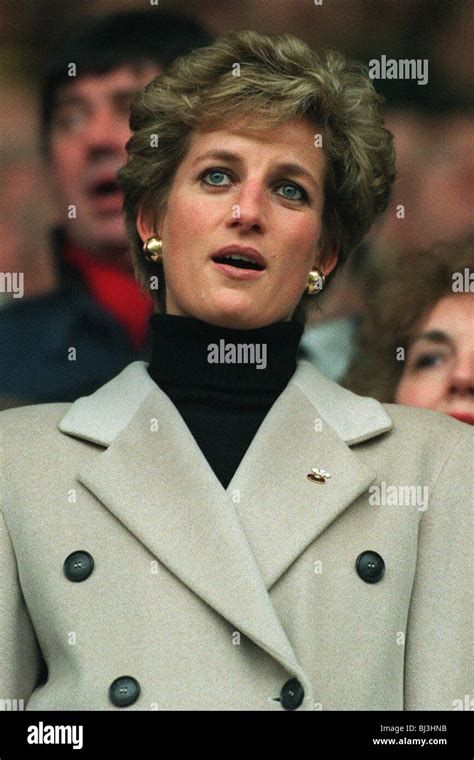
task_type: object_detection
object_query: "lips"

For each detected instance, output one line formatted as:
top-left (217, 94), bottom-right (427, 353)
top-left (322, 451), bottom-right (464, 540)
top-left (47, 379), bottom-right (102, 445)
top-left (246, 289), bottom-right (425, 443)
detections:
top-left (449, 412), bottom-right (474, 425)
top-left (211, 245), bottom-right (266, 271)
top-left (86, 174), bottom-right (123, 214)
top-left (87, 175), bottom-right (121, 198)
top-left (92, 179), bottom-right (120, 196)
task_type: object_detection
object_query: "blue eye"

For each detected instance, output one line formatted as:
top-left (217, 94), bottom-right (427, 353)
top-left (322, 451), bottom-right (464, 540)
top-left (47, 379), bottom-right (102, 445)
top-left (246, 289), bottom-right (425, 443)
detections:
top-left (277, 182), bottom-right (307, 202)
top-left (200, 168), bottom-right (308, 202)
top-left (202, 168), bottom-right (231, 186)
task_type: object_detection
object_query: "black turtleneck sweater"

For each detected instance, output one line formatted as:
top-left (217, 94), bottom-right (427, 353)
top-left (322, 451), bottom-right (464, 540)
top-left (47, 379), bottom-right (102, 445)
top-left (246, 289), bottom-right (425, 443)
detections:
top-left (147, 314), bottom-right (304, 488)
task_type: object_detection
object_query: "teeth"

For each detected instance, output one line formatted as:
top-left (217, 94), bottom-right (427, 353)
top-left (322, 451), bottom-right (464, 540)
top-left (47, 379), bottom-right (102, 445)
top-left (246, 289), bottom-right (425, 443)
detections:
top-left (226, 254), bottom-right (254, 263)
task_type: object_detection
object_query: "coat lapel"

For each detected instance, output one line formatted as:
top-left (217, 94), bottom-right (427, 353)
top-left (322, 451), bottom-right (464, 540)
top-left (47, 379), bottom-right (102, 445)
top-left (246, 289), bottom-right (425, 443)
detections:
top-left (59, 359), bottom-right (392, 676)
top-left (61, 363), bottom-right (302, 674)
top-left (228, 359), bottom-right (392, 589)
top-left (228, 381), bottom-right (382, 589)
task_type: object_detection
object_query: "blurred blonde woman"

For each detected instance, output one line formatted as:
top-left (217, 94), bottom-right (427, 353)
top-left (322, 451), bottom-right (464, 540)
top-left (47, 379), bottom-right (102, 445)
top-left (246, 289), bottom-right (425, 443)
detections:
top-left (1, 31), bottom-right (472, 711)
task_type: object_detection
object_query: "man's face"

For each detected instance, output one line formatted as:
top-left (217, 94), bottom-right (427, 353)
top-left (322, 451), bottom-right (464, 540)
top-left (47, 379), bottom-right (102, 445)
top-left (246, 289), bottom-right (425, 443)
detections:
top-left (48, 63), bottom-right (160, 257)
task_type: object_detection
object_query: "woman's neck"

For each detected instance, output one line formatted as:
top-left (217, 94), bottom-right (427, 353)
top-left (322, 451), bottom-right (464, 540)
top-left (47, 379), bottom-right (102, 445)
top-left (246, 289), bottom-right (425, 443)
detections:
top-left (147, 312), bottom-right (304, 393)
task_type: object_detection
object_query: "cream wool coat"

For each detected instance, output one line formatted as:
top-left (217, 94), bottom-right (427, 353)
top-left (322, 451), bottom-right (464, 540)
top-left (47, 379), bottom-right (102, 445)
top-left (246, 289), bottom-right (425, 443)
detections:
top-left (0, 359), bottom-right (472, 711)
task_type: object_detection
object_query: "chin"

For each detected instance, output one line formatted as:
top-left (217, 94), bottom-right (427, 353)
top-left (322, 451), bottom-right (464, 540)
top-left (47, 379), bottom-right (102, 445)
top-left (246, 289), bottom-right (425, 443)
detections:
top-left (89, 217), bottom-right (129, 249)
top-left (198, 307), bottom-right (267, 330)
top-left (202, 312), bottom-right (256, 329)
top-left (68, 223), bottom-right (129, 254)
top-left (195, 294), bottom-right (258, 329)
top-left (97, 227), bottom-right (130, 249)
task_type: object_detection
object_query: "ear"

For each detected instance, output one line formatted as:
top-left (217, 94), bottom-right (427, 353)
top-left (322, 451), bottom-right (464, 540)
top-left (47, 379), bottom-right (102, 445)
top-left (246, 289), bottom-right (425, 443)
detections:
top-left (314, 242), bottom-right (339, 277)
top-left (136, 208), bottom-right (159, 243)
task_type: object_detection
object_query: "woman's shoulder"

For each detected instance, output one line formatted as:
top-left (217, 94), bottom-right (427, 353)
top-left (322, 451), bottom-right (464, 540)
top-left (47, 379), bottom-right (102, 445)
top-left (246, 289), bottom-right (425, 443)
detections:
top-left (380, 400), bottom-right (473, 443)
top-left (0, 403), bottom-right (74, 478)
top-left (300, 357), bottom-right (472, 476)
top-left (295, 358), bottom-right (473, 451)
top-left (0, 361), bottom-right (152, 435)
top-left (363, 401), bottom-right (473, 495)
top-left (1, 400), bottom-right (72, 431)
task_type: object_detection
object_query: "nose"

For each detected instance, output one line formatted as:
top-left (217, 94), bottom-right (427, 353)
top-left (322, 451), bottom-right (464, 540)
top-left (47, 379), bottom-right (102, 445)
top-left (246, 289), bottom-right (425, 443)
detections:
top-left (83, 106), bottom-right (128, 158)
top-left (227, 180), bottom-right (267, 233)
top-left (448, 355), bottom-right (474, 398)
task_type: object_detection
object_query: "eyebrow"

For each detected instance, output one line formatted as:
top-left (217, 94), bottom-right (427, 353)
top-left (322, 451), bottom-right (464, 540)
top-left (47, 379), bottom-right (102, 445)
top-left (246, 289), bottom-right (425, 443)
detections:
top-left (192, 150), bottom-right (321, 192)
top-left (409, 330), bottom-right (453, 348)
top-left (54, 89), bottom-right (139, 108)
top-left (54, 94), bottom-right (85, 108)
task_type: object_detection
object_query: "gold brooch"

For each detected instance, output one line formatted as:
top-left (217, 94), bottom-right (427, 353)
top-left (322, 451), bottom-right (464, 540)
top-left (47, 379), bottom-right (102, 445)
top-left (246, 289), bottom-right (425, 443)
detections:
top-left (307, 467), bottom-right (331, 483)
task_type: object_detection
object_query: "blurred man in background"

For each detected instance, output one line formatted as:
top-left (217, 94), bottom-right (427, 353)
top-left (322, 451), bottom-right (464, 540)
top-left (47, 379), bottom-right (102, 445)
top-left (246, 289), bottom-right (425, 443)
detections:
top-left (0, 10), bottom-right (211, 405)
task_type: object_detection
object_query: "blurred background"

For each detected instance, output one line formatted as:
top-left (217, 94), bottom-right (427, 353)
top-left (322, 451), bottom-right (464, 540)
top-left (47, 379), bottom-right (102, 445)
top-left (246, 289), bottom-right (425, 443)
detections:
top-left (0, 0), bottom-right (472, 404)
top-left (1, 0), bottom-right (472, 288)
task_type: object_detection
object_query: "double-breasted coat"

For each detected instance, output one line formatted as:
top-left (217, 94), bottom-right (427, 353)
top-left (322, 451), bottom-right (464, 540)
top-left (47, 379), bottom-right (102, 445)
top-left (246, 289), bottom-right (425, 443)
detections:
top-left (0, 359), bottom-right (472, 710)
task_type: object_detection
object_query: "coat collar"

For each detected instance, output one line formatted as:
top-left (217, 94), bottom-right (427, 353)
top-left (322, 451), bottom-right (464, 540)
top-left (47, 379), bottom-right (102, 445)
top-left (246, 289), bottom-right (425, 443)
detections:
top-left (59, 358), bottom-right (392, 446)
top-left (59, 360), bottom-right (392, 698)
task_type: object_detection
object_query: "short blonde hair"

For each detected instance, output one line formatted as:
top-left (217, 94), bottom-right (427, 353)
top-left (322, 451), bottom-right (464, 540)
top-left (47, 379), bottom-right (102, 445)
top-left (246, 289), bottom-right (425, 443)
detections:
top-left (119, 29), bottom-right (395, 314)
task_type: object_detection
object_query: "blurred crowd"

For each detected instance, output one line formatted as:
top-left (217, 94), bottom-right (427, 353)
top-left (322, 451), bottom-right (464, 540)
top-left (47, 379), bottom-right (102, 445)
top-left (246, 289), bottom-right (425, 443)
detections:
top-left (0, 0), bottom-right (472, 421)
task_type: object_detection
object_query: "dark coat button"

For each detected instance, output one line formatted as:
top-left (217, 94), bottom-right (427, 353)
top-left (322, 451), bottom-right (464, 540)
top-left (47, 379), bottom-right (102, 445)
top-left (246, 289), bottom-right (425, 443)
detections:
top-left (280, 678), bottom-right (304, 710)
top-left (356, 550), bottom-right (385, 583)
top-left (109, 676), bottom-right (140, 707)
top-left (63, 551), bottom-right (94, 582)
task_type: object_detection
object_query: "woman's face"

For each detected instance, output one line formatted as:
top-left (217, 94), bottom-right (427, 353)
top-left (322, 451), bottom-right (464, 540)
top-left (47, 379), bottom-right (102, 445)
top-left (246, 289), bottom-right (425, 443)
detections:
top-left (395, 293), bottom-right (474, 424)
top-left (138, 117), bottom-right (337, 328)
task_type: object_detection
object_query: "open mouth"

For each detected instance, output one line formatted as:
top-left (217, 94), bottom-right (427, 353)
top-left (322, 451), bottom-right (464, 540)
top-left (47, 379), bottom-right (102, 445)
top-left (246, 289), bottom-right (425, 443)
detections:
top-left (212, 254), bottom-right (264, 271)
top-left (86, 177), bottom-right (123, 214)
top-left (89, 179), bottom-right (121, 197)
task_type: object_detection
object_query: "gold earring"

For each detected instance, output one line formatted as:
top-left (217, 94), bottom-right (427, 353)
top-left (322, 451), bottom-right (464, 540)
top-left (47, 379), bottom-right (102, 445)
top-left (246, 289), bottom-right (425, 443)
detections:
top-left (143, 237), bottom-right (163, 263)
top-left (305, 269), bottom-right (325, 295)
